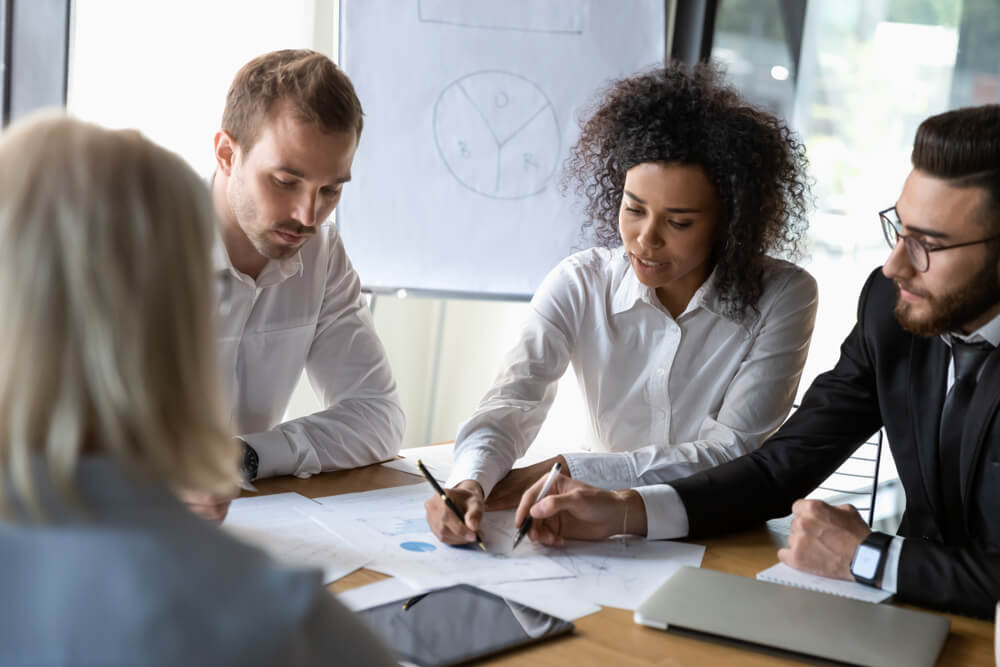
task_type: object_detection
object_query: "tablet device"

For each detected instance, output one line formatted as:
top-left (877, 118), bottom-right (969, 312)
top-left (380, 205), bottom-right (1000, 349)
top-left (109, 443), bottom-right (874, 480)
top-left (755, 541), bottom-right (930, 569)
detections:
top-left (358, 583), bottom-right (574, 666)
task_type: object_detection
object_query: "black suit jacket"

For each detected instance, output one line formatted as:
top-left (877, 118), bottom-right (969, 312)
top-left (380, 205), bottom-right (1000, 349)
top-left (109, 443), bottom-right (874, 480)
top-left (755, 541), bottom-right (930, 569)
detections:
top-left (671, 268), bottom-right (1000, 618)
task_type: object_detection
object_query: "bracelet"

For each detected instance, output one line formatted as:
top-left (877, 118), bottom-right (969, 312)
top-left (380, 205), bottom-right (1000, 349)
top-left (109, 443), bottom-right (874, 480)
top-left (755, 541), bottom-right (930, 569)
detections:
top-left (622, 496), bottom-right (630, 549)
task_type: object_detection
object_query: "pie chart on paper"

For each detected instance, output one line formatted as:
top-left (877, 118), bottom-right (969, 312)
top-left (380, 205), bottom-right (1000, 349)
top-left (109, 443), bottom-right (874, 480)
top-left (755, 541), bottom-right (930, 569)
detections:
top-left (433, 70), bottom-right (561, 200)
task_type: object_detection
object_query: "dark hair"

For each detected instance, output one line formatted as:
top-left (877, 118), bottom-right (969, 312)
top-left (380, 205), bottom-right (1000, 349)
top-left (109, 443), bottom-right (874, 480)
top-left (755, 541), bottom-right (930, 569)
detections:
top-left (912, 105), bottom-right (1000, 227)
top-left (564, 61), bottom-right (810, 319)
top-left (222, 49), bottom-right (364, 151)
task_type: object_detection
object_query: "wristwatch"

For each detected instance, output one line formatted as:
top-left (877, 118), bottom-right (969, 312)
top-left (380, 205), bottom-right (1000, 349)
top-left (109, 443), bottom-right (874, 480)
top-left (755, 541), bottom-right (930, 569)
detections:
top-left (239, 439), bottom-right (259, 481)
top-left (850, 531), bottom-right (893, 587)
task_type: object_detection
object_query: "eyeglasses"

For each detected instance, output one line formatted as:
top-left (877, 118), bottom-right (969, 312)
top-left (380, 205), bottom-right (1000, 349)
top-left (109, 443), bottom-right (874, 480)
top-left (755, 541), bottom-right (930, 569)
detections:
top-left (879, 206), bottom-right (1000, 273)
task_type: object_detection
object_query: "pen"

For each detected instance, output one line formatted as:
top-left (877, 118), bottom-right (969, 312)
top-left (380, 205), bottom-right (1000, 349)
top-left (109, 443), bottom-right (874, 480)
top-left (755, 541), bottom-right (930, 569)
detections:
top-left (416, 459), bottom-right (487, 552)
top-left (512, 461), bottom-right (562, 549)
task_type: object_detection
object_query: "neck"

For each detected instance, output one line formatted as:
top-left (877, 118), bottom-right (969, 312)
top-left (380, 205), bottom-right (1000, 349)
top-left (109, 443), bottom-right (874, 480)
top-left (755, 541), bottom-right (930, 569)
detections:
top-left (655, 263), bottom-right (713, 319)
top-left (211, 173), bottom-right (267, 280)
top-left (959, 301), bottom-right (1000, 336)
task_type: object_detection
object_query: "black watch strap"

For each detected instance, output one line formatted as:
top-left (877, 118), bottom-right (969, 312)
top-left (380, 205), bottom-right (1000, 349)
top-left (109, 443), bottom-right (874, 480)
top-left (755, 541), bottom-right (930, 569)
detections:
top-left (851, 531), bottom-right (893, 587)
top-left (239, 439), bottom-right (259, 481)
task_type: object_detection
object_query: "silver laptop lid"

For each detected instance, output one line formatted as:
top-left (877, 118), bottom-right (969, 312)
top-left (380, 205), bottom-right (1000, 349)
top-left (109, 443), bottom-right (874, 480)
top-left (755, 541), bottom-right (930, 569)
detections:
top-left (635, 566), bottom-right (949, 667)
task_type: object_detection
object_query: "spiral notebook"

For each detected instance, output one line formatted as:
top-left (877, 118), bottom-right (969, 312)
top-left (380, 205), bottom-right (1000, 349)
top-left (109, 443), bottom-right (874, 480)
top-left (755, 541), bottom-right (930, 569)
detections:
top-left (756, 562), bottom-right (893, 603)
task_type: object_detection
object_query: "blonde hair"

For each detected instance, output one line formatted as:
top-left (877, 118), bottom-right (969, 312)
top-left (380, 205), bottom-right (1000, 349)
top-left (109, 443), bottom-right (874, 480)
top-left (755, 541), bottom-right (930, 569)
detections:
top-left (0, 112), bottom-right (238, 518)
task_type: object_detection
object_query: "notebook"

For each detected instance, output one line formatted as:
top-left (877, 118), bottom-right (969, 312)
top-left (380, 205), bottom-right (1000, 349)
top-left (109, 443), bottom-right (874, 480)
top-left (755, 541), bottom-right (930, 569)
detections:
top-left (634, 566), bottom-right (950, 667)
top-left (756, 562), bottom-right (893, 603)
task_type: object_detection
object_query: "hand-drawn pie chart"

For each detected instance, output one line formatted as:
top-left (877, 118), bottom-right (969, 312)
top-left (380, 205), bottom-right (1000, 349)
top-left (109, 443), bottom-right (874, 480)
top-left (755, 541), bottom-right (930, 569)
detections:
top-left (433, 70), bottom-right (560, 199)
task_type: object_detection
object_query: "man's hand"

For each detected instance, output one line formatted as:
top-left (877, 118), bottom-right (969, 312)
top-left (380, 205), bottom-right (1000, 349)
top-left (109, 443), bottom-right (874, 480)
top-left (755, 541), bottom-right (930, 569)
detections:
top-left (513, 473), bottom-right (647, 546)
top-left (778, 499), bottom-right (871, 580)
top-left (425, 479), bottom-right (485, 545)
top-left (485, 456), bottom-right (568, 511)
top-left (177, 489), bottom-right (237, 523)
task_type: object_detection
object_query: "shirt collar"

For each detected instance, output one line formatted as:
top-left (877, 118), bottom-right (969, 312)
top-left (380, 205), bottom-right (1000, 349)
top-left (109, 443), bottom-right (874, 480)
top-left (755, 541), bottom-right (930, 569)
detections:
top-left (212, 229), bottom-right (304, 287)
top-left (943, 310), bottom-right (1000, 348)
top-left (611, 254), bottom-right (733, 323)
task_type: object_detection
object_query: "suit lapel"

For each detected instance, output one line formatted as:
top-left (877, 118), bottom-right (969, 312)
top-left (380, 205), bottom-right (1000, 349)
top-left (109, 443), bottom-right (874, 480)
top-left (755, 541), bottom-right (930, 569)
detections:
top-left (960, 348), bottom-right (1000, 513)
top-left (908, 335), bottom-right (950, 521)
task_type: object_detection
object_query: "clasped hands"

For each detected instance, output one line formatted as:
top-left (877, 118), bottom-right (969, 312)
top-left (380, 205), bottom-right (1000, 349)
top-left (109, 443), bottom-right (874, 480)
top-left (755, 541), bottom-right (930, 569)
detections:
top-left (426, 461), bottom-right (872, 585)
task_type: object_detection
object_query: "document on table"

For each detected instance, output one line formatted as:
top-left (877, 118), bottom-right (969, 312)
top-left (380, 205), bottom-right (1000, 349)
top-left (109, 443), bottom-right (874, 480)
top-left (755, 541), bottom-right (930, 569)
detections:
top-left (487, 538), bottom-right (705, 612)
top-left (338, 578), bottom-right (424, 611)
top-left (756, 562), bottom-right (893, 603)
top-left (314, 484), bottom-right (572, 589)
top-left (223, 492), bottom-right (370, 584)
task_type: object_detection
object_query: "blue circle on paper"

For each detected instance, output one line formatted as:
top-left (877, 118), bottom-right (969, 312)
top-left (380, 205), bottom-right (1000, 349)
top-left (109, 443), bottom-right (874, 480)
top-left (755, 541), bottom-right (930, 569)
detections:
top-left (400, 541), bottom-right (437, 553)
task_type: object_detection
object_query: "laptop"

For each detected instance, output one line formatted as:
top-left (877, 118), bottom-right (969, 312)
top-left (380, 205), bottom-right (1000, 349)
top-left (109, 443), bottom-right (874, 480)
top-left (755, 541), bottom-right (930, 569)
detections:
top-left (634, 566), bottom-right (950, 667)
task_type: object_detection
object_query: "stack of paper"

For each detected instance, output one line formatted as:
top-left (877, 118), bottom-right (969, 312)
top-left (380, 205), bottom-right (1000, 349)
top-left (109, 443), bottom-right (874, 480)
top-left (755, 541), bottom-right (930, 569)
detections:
top-left (223, 492), bottom-right (370, 584)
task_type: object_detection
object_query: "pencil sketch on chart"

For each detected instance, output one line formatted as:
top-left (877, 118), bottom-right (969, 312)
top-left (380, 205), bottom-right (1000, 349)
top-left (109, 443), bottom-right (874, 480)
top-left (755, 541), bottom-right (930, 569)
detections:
top-left (417, 0), bottom-right (588, 35)
top-left (433, 70), bottom-right (560, 200)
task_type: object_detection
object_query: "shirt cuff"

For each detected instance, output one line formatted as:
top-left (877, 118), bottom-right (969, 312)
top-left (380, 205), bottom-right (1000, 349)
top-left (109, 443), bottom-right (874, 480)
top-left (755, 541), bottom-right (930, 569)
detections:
top-left (447, 448), bottom-right (506, 498)
top-left (241, 429), bottom-right (300, 479)
top-left (879, 536), bottom-right (904, 593)
top-left (633, 484), bottom-right (689, 540)
top-left (562, 452), bottom-right (638, 490)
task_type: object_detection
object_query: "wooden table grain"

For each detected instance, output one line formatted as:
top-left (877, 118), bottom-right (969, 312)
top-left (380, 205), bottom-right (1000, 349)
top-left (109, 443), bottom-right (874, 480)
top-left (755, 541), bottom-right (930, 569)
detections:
top-left (250, 464), bottom-right (995, 666)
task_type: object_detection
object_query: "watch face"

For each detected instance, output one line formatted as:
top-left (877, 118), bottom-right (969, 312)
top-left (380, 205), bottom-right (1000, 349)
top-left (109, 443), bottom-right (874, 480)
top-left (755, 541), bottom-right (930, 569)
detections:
top-left (852, 544), bottom-right (881, 579)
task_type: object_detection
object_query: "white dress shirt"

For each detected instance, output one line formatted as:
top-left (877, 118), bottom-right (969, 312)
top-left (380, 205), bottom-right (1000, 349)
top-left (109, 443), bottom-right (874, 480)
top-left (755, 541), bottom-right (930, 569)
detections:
top-left (215, 223), bottom-right (404, 478)
top-left (447, 248), bottom-right (818, 497)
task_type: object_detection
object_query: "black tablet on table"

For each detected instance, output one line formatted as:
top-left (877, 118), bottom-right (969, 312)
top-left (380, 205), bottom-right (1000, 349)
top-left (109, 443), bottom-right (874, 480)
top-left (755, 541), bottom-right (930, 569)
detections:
top-left (358, 583), bottom-right (575, 666)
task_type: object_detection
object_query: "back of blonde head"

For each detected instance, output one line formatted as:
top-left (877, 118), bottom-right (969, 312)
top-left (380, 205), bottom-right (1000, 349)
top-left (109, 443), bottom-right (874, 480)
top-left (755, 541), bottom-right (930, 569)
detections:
top-left (0, 112), bottom-right (237, 518)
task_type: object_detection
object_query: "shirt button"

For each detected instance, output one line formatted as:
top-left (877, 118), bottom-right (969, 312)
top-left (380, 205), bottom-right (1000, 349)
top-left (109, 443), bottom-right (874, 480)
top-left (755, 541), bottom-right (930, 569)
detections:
top-left (656, 368), bottom-right (666, 376)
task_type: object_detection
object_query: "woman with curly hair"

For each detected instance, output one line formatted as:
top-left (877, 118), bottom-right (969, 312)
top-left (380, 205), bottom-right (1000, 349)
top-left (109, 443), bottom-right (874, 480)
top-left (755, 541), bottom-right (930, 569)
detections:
top-left (426, 62), bottom-right (818, 546)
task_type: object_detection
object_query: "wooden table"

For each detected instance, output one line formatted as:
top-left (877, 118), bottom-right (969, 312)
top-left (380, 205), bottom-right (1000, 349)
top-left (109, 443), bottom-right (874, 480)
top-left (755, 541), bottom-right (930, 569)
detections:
top-left (252, 464), bottom-right (995, 666)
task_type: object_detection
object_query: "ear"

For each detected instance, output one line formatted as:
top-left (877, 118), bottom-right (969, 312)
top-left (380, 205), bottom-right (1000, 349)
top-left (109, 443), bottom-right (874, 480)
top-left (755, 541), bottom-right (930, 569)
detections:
top-left (214, 130), bottom-right (237, 176)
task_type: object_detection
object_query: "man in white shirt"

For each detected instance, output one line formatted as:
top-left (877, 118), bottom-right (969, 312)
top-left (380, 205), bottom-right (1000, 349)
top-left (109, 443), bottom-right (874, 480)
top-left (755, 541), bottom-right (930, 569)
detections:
top-left (511, 104), bottom-right (1000, 619)
top-left (187, 50), bottom-right (403, 518)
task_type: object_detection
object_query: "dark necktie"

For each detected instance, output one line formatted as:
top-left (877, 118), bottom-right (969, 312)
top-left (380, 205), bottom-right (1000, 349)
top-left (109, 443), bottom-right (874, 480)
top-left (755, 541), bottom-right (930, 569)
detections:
top-left (938, 339), bottom-right (994, 542)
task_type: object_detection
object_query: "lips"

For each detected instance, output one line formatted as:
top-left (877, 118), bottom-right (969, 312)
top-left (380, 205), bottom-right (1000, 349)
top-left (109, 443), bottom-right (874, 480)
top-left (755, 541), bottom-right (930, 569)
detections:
top-left (896, 282), bottom-right (927, 301)
top-left (274, 229), bottom-right (307, 245)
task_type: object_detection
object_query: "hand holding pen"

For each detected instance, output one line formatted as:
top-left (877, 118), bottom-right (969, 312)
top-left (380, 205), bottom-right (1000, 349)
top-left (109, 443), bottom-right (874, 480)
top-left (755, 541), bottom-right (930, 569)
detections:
top-left (512, 462), bottom-right (562, 549)
top-left (417, 460), bottom-right (488, 552)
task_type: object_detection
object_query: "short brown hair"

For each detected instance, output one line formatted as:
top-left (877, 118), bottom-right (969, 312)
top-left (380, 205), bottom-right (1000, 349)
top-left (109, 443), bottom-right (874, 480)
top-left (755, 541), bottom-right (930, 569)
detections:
top-left (912, 105), bottom-right (1000, 226)
top-left (221, 49), bottom-right (364, 151)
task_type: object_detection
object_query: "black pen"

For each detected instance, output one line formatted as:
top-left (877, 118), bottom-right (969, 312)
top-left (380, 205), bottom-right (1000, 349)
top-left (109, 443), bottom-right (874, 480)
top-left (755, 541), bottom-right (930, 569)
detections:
top-left (512, 462), bottom-right (562, 550)
top-left (417, 459), bottom-right (487, 552)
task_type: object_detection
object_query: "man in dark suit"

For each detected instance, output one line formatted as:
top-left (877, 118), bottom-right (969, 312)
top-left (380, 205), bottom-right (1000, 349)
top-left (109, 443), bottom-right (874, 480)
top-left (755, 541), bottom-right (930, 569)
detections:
top-left (513, 104), bottom-right (1000, 618)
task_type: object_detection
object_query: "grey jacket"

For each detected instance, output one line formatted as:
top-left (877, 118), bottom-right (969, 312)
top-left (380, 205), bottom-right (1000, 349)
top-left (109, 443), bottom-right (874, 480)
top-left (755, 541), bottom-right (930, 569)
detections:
top-left (0, 458), bottom-right (397, 666)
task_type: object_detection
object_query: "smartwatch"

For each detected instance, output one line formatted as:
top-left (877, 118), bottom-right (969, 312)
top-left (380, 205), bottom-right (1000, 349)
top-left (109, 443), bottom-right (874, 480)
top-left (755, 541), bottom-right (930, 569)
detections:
top-left (850, 531), bottom-right (893, 587)
top-left (239, 439), bottom-right (259, 481)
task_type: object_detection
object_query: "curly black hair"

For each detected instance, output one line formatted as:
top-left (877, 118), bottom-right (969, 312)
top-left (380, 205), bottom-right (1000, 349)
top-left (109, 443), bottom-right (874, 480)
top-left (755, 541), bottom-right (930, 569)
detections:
top-left (564, 61), bottom-right (810, 319)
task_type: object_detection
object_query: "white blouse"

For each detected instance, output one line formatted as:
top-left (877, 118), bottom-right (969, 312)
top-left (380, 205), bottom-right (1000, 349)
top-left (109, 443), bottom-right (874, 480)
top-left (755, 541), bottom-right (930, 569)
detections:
top-left (447, 248), bottom-right (818, 497)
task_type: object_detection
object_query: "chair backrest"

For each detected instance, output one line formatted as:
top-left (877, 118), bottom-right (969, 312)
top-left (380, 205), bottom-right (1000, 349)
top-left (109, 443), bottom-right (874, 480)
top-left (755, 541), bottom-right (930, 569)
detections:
top-left (808, 429), bottom-right (884, 526)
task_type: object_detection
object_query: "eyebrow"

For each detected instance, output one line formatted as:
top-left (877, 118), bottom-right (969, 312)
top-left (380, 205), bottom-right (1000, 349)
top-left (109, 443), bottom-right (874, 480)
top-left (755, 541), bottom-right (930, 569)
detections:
top-left (276, 165), bottom-right (352, 184)
top-left (903, 224), bottom-right (950, 240)
top-left (623, 190), bottom-right (701, 214)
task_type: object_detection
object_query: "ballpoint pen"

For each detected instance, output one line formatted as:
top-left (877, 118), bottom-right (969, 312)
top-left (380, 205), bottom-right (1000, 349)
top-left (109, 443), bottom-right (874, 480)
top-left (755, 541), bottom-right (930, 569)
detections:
top-left (416, 459), bottom-right (487, 552)
top-left (512, 461), bottom-right (562, 549)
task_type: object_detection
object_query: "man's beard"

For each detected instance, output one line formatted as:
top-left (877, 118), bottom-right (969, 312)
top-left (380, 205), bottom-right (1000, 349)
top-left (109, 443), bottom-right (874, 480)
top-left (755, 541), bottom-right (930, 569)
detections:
top-left (894, 251), bottom-right (1000, 337)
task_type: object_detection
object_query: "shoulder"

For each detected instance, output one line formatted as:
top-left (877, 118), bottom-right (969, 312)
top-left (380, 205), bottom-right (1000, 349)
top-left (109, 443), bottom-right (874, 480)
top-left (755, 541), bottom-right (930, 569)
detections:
top-left (531, 247), bottom-right (623, 316)
top-left (753, 258), bottom-right (818, 318)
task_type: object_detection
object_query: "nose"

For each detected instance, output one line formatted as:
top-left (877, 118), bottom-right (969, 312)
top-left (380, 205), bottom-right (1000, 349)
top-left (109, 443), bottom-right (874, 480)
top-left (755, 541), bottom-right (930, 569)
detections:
top-left (636, 218), bottom-right (663, 250)
top-left (882, 233), bottom-right (914, 282)
top-left (293, 191), bottom-right (321, 228)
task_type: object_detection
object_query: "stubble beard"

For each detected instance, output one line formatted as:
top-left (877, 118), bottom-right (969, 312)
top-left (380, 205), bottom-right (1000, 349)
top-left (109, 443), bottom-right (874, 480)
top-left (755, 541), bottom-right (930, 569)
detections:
top-left (893, 250), bottom-right (1000, 337)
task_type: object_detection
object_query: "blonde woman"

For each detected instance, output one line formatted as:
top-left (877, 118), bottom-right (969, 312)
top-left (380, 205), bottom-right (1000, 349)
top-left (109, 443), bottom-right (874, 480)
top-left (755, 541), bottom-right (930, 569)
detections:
top-left (0, 113), bottom-right (396, 666)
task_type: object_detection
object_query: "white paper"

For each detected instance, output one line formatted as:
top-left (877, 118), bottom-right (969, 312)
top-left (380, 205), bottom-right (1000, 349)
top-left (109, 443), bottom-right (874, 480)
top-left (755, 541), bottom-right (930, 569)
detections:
top-left (756, 562), bottom-right (893, 604)
top-left (488, 538), bottom-right (706, 612)
top-left (313, 484), bottom-right (572, 589)
top-left (480, 581), bottom-right (601, 621)
top-left (337, 578), bottom-right (425, 611)
top-left (224, 493), bottom-right (370, 584)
